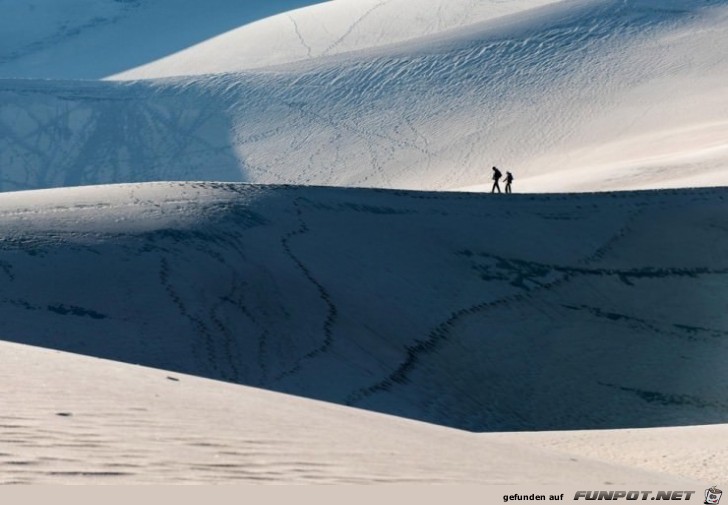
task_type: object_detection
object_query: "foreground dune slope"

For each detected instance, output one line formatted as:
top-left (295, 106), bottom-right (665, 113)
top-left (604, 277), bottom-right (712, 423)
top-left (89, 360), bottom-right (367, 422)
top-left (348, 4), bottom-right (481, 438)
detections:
top-left (0, 340), bottom-right (705, 485)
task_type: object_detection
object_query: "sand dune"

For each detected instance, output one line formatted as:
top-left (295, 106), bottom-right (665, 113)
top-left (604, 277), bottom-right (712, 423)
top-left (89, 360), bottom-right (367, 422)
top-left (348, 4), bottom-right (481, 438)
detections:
top-left (108, 0), bottom-right (562, 79)
top-left (1, 1), bottom-right (727, 192)
top-left (0, 340), bottom-right (706, 485)
top-left (0, 0), bottom-right (324, 79)
top-left (1, 0), bottom-right (726, 486)
top-left (1, 182), bottom-right (726, 434)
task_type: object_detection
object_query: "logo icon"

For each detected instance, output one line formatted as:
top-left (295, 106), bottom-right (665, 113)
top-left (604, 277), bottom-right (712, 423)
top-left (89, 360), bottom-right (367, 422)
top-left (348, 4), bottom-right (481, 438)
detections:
top-left (706, 486), bottom-right (722, 505)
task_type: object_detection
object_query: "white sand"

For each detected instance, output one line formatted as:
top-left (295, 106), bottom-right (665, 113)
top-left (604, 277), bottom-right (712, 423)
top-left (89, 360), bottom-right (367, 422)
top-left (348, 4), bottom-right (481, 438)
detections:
top-left (0, 340), bottom-right (705, 485)
top-left (494, 425), bottom-right (728, 485)
top-left (0, 182), bottom-right (725, 484)
top-left (1, 1), bottom-right (727, 192)
top-left (0, 0), bottom-right (726, 486)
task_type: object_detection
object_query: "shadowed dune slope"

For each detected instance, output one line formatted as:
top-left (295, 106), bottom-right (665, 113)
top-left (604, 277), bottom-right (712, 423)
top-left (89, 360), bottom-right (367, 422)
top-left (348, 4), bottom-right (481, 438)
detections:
top-left (0, 182), bottom-right (726, 432)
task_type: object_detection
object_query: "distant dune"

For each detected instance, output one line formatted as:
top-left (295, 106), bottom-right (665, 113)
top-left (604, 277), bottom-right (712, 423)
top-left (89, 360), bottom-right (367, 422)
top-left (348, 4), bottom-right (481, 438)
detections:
top-left (0, 0), bottom-right (325, 79)
top-left (1, 0), bottom-right (727, 193)
top-left (107, 0), bottom-right (561, 79)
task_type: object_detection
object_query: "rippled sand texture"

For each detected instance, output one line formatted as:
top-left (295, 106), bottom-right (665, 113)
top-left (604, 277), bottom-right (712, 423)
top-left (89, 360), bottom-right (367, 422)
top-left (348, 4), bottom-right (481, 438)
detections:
top-left (0, 341), bottom-right (703, 485)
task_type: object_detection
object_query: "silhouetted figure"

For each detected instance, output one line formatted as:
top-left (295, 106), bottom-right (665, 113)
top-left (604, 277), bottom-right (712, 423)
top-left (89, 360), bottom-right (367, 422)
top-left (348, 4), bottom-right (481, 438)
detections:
top-left (491, 166), bottom-right (502, 193)
top-left (505, 171), bottom-right (514, 193)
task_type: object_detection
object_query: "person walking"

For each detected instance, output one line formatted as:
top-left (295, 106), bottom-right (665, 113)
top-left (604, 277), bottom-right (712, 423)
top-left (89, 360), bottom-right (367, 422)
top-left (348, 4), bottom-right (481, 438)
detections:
top-left (491, 166), bottom-right (502, 194)
top-left (505, 171), bottom-right (514, 193)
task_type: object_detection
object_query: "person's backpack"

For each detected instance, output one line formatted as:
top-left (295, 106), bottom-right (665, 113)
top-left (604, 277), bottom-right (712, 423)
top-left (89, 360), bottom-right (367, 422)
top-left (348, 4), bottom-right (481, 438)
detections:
top-left (493, 168), bottom-right (502, 180)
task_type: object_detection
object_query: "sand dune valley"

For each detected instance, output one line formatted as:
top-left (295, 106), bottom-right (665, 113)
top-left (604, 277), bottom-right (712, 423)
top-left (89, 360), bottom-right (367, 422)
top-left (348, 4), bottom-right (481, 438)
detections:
top-left (0, 0), bottom-right (727, 485)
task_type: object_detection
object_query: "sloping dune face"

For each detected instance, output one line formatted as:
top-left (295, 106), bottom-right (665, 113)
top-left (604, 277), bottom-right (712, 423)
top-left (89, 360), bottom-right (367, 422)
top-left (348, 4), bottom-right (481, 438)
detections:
top-left (2, 340), bottom-right (702, 485)
top-left (0, 0), bottom-right (327, 80)
top-left (1, 1), bottom-right (728, 194)
top-left (1, 182), bottom-right (726, 432)
top-left (106, 0), bottom-right (563, 79)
